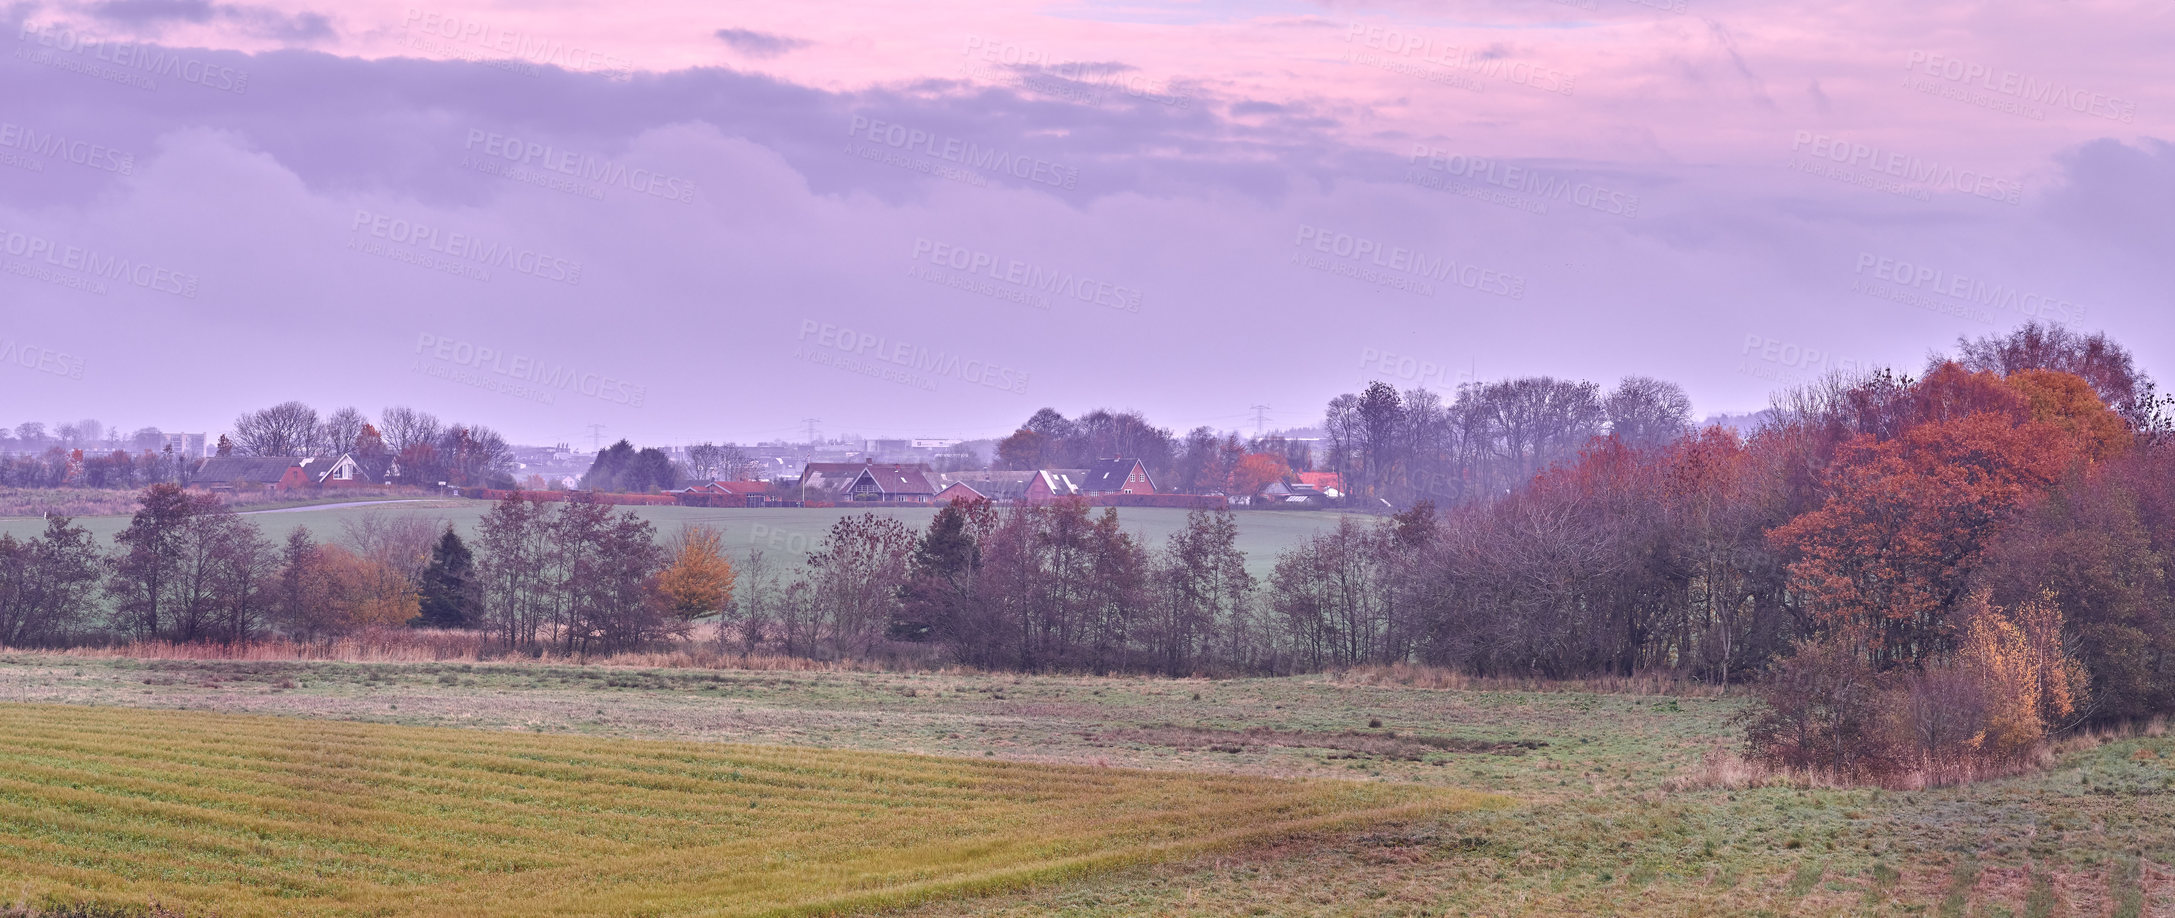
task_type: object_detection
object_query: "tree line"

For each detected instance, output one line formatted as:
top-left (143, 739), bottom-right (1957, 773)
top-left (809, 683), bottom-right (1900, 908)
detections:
top-left (0, 486), bottom-right (733, 652)
top-left (11, 321), bottom-right (2175, 782)
top-left (0, 403), bottom-right (518, 490)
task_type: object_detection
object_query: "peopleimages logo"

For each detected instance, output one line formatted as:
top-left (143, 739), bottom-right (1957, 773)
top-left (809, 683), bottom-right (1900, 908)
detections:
top-left (846, 115), bottom-right (1079, 190)
top-left (910, 237), bottom-right (1141, 312)
top-left (15, 22), bottom-right (249, 94)
top-left (1852, 252), bottom-right (2088, 323)
top-left (1740, 334), bottom-right (1875, 379)
top-left (462, 129), bottom-right (698, 204)
top-left (348, 210), bottom-right (584, 285)
top-left (1294, 224), bottom-right (1525, 300)
top-left (1409, 145), bottom-right (1639, 217)
top-left (0, 228), bottom-right (200, 298)
top-left (1787, 131), bottom-right (2022, 205)
top-left (400, 8), bottom-right (634, 81)
top-left (1903, 51), bottom-right (2135, 124)
top-left (413, 333), bottom-right (645, 406)
top-left (0, 122), bottom-right (134, 175)
top-left (0, 338), bottom-right (86, 379)
top-left (1343, 23), bottom-right (1576, 95)
top-left (795, 320), bottom-right (1031, 394)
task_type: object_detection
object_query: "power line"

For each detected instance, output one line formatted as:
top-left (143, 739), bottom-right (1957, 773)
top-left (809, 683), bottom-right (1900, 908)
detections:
top-left (801, 417), bottom-right (822, 446)
top-left (1249, 404), bottom-right (1271, 435)
top-left (583, 424), bottom-right (606, 451)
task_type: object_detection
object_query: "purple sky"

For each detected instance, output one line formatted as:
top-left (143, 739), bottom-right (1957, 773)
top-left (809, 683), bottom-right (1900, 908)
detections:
top-left (2, 0), bottom-right (2170, 447)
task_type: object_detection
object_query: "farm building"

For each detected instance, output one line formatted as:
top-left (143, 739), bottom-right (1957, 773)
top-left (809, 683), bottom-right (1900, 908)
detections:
top-left (192, 457), bottom-right (311, 494)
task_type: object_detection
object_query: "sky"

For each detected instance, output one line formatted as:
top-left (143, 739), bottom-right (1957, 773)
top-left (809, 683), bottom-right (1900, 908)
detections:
top-left (1, 0), bottom-right (2170, 448)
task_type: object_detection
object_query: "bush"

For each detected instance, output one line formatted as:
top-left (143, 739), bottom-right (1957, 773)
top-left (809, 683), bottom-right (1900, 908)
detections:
top-left (1742, 638), bottom-right (1894, 779)
top-left (1745, 590), bottom-right (2090, 785)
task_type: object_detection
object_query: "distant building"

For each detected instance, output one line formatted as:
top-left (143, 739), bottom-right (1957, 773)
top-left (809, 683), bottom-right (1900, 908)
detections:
top-left (193, 457), bottom-right (310, 494)
top-left (674, 480), bottom-right (775, 507)
top-left (796, 461), bottom-right (938, 502)
top-left (1076, 458), bottom-right (1156, 496)
top-left (305, 452), bottom-right (397, 487)
top-left (932, 469), bottom-right (1081, 504)
top-left (159, 432), bottom-right (209, 459)
top-left (1295, 471), bottom-right (1343, 498)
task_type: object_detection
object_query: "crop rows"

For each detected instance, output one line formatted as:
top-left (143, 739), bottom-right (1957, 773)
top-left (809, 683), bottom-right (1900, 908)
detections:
top-left (0, 703), bottom-right (1480, 916)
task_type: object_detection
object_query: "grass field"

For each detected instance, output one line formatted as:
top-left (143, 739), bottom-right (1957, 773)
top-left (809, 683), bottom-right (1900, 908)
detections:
top-left (0, 702), bottom-right (1472, 917)
top-left (0, 502), bottom-right (1357, 579)
top-left (5, 655), bottom-right (2174, 915)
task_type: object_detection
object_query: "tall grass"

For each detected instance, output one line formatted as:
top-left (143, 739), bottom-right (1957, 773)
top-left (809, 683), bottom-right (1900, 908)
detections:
top-left (0, 704), bottom-right (1488, 917)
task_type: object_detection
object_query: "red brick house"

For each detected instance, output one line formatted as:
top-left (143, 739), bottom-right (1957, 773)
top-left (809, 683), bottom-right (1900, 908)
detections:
top-left (933, 470), bottom-right (1083, 504)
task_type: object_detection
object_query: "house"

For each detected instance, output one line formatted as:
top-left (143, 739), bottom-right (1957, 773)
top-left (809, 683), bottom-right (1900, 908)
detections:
top-left (796, 461), bottom-right (937, 502)
top-left (302, 452), bottom-right (398, 487)
top-left (1296, 471), bottom-right (1343, 499)
top-left (673, 480), bottom-right (773, 508)
top-left (1076, 458), bottom-right (1156, 496)
top-left (932, 470), bottom-right (1083, 504)
top-left (192, 456), bottom-right (311, 494)
top-left (1263, 480), bottom-right (1328, 505)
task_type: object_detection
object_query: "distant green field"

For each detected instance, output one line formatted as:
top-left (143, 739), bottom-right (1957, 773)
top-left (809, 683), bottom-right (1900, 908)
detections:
top-left (0, 501), bottom-right (1361, 578)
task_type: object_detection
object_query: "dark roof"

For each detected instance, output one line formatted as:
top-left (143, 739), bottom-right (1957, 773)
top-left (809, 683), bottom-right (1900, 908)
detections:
top-left (847, 464), bottom-right (937, 495)
top-left (1077, 458), bottom-right (1151, 493)
top-left (193, 456), bottom-right (302, 485)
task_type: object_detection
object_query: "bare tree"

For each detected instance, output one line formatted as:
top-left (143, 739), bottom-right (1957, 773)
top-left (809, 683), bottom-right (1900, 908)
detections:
top-left (341, 510), bottom-right (445, 585)
top-left (685, 442), bottom-right (726, 481)
top-left (317, 407), bottom-right (369, 455)
top-left (1603, 376), bottom-right (1693, 449)
top-left (231, 401), bottom-right (319, 457)
top-left (377, 406), bottom-right (443, 458)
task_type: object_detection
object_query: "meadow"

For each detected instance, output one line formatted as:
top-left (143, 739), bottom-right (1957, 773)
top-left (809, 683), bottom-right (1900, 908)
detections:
top-left (0, 700), bottom-right (1468, 917)
top-left (0, 501), bottom-right (1358, 579)
top-left (2, 655), bottom-right (2171, 915)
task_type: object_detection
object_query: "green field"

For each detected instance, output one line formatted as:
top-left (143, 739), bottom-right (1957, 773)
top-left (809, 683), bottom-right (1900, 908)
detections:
top-left (3, 656), bottom-right (2171, 915)
top-left (0, 701), bottom-right (1468, 917)
top-left (0, 501), bottom-right (1359, 578)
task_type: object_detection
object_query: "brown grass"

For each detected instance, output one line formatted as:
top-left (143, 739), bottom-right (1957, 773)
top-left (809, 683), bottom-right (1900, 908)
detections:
top-left (7, 629), bottom-right (941, 673)
top-left (1331, 662), bottom-right (1727, 697)
top-left (1673, 741), bottom-right (2073, 792)
top-left (0, 488), bottom-right (144, 519)
top-left (1090, 725), bottom-right (1548, 761)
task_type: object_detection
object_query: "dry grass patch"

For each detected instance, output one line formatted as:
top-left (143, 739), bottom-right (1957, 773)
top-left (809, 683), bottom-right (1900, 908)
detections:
top-left (1090, 725), bottom-right (1547, 761)
top-left (0, 703), bottom-right (1493, 917)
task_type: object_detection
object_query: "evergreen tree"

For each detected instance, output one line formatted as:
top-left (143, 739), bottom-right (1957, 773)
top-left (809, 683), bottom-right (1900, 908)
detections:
top-left (414, 526), bottom-right (479, 628)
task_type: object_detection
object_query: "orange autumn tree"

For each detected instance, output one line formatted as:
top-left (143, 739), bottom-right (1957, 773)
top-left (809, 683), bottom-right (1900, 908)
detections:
top-left (1769, 366), bottom-right (2082, 669)
top-left (656, 525), bottom-right (737, 622)
top-left (2006, 368), bottom-right (2131, 461)
top-left (1229, 452), bottom-right (1291, 497)
top-left (1955, 589), bottom-right (2088, 758)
